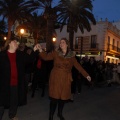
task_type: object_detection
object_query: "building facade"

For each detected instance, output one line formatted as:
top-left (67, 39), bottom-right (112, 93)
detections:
top-left (55, 19), bottom-right (120, 64)
top-left (13, 19), bottom-right (120, 64)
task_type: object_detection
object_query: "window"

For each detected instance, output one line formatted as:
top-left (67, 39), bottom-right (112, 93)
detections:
top-left (107, 58), bottom-right (110, 63)
top-left (112, 59), bottom-right (114, 63)
top-left (108, 36), bottom-right (110, 50)
top-left (75, 37), bottom-right (79, 49)
top-left (117, 41), bottom-right (119, 52)
top-left (112, 39), bottom-right (115, 50)
top-left (91, 35), bottom-right (97, 48)
top-left (108, 36), bottom-right (110, 44)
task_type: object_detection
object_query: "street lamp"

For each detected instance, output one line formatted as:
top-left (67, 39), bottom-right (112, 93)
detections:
top-left (20, 28), bottom-right (24, 43)
top-left (20, 28), bottom-right (24, 34)
top-left (52, 37), bottom-right (56, 42)
top-left (52, 36), bottom-right (56, 50)
top-left (4, 37), bottom-right (7, 41)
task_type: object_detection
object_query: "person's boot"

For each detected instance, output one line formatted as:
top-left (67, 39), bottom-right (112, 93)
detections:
top-left (31, 92), bottom-right (35, 98)
top-left (41, 86), bottom-right (45, 97)
top-left (57, 114), bottom-right (65, 120)
top-left (49, 99), bottom-right (57, 120)
top-left (57, 100), bottom-right (65, 120)
top-left (49, 115), bottom-right (53, 120)
top-left (0, 106), bottom-right (4, 120)
top-left (10, 116), bottom-right (18, 120)
top-left (31, 84), bottom-right (35, 98)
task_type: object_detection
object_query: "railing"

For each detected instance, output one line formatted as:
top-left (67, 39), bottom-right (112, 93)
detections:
top-left (107, 44), bottom-right (120, 52)
top-left (90, 43), bottom-right (99, 49)
top-left (76, 43), bottom-right (99, 54)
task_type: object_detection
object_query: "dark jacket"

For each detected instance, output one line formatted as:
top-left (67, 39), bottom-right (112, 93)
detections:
top-left (0, 50), bottom-right (36, 108)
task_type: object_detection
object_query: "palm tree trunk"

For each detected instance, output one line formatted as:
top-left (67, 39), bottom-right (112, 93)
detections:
top-left (33, 31), bottom-right (39, 45)
top-left (7, 19), bottom-right (13, 40)
top-left (46, 18), bottom-right (54, 52)
top-left (34, 38), bottom-right (37, 45)
top-left (35, 32), bottom-right (39, 44)
top-left (69, 30), bottom-right (74, 50)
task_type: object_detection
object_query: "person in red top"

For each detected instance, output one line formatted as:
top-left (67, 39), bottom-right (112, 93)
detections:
top-left (7, 51), bottom-right (18, 86)
top-left (0, 39), bottom-right (38, 120)
top-left (31, 55), bottom-right (42, 98)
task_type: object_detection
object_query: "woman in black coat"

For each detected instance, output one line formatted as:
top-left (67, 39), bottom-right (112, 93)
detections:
top-left (0, 39), bottom-right (38, 120)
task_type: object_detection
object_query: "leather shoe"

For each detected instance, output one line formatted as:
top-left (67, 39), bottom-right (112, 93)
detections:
top-left (57, 114), bottom-right (65, 120)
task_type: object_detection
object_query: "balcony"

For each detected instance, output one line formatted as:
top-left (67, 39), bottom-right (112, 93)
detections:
top-left (107, 44), bottom-right (120, 53)
top-left (74, 43), bottom-right (99, 54)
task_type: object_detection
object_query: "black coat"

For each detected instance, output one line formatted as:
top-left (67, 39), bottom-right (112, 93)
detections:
top-left (0, 50), bottom-right (36, 108)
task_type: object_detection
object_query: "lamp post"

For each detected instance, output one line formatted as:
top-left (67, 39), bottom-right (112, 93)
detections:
top-left (52, 37), bottom-right (56, 42)
top-left (4, 37), bottom-right (7, 41)
top-left (20, 28), bottom-right (24, 43)
top-left (52, 37), bottom-right (56, 50)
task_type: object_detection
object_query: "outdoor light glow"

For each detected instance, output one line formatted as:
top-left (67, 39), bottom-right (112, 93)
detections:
top-left (20, 29), bottom-right (24, 34)
top-left (52, 37), bottom-right (56, 42)
top-left (106, 55), bottom-right (119, 60)
top-left (4, 37), bottom-right (7, 40)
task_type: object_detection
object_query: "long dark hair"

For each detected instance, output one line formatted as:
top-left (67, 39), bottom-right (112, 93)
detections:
top-left (58, 38), bottom-right (70, 56)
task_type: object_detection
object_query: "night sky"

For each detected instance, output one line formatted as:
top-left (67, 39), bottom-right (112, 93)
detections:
top-left (92, 0), bottom-right (120, 22)
top-left (1, 0), bottom-right (120, 23)
top-left (52, 0), bottom-right (120, 22)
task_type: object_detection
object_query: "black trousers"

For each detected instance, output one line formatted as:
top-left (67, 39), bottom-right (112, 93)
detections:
top-left (0, 86), bottom-right (18, 120)
top-left (49, 97), bottom-right (65, 118)
top-left (31, 69), bottom-right (46, 97)
top-left (118, 73), bottom-right (120, 80)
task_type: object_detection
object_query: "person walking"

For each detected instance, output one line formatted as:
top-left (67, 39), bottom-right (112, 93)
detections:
top-left (0, 38), bottom-right (38, 120)
top-left (117, 63), bottom-right (120, 80)
top-left (111, 64), bottom-right (120, 84)
top-left (31, 55), bottom-right (47, 98)
top-left (36, 38), bottom-right (91, 120)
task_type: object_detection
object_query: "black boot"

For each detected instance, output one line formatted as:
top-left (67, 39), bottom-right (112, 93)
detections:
top-left (31, 92), bottom-right (35, 98)
top-left (0, 106), bottom-right (4, 120)
top-left (41, 85), bottom-right (45, 97)
top-left (49, 99), bottom-right (57, 120)
top-left (57, 100), bottom-right (65, 120)
top-left (49, 115), bottom-right (53, 120)
top-left (57, 114), bottom-right (65, 120)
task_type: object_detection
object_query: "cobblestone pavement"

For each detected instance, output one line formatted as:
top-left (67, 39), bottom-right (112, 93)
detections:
top-left (2, 84), bottom-right (120, 120)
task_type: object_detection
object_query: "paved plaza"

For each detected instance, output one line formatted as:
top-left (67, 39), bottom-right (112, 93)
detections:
top-left (2, 84), bottom-right (120, 120)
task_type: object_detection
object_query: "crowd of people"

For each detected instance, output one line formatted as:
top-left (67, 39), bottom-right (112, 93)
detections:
top-left (71, 56), bottom-right (120, 96)
top-left (0, 37), bottom-right (120, 120)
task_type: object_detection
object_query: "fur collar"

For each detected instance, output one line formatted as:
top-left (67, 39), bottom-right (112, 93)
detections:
top-left (57, 50), bottom-right (76, 58)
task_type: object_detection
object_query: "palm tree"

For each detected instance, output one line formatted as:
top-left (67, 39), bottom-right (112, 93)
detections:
top-left (0, 19), bottom-right (7, 42)
top-left (37, 0), bottom-right (58, 52)
top-left (19, 12), bottom-right (47, 44)
top-left (56, 0), bottom-right (96, 50)
top-left (0, 19), bottom-right (7, 34)
top-left (0, 0), bottom-right (38, 40)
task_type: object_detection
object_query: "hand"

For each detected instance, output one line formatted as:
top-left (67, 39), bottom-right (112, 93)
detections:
top-left (86, 76), bottom-right (91, 82)
top-left (33, 44), bottom-right (37, 52)
top-left (37, 44), bottom-right (43, 52)
top-left (34, 44), bottom-right (42, 52)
